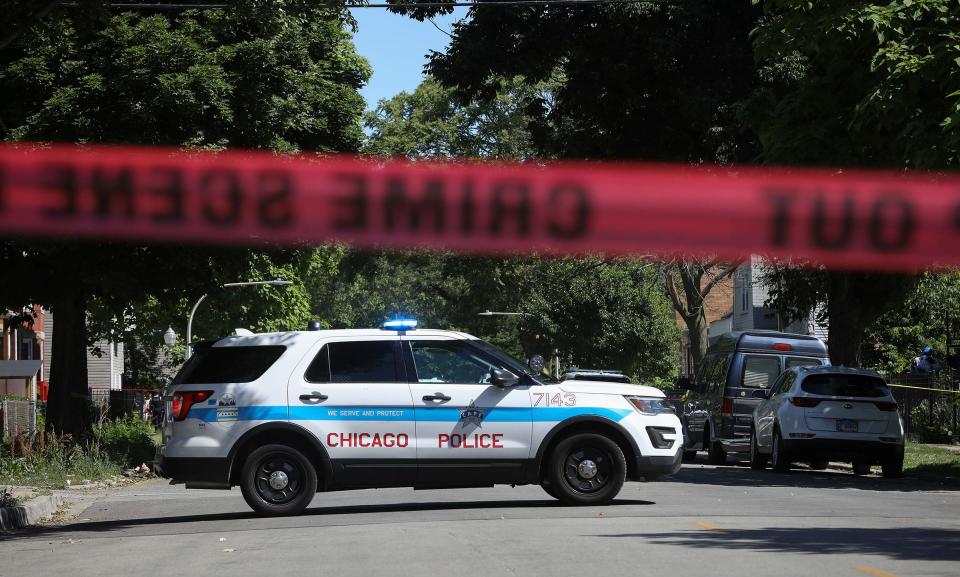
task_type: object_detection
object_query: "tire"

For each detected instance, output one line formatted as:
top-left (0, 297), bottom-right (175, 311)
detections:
top-left (881, 456), bottom-right (904, 479)
top-left (240, 444), bottom-right (318, 516)
top-left (749, 429), bottom-right (767, 470)
top-left (682, 450), bottom-right (698, 462)
top-left (546, 433), bottom-right (626, 506)
top-left (541, 481), bottom-right (563, 500)
top-left (707, 436), bottom-right (727, 466)
top-left (770, 428), bottom-right (791, 472)
top-left (809, 459), bottom-right (829, 470)
top-left (852, 461), bottom-right (872, 476)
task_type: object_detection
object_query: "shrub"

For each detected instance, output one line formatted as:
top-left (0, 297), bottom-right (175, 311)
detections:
top-left (93, 416), bottom-right (156, 467)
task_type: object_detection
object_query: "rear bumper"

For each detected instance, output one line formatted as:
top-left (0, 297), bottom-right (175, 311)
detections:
top-left (154, 452), bottom-right (231, 487)
top-left (781, 438), bottom-right (904, 463)
top-left (631, 445), bottom-right (683, 481)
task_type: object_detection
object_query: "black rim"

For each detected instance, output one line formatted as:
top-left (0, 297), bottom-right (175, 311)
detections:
top-left (254, 453), bottom-right (304, 504)
top-left (563, 446), bottom-right (612, 493)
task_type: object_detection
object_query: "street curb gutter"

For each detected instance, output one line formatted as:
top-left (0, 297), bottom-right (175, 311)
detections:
top-left (0, 494), bottom-right (64, 534)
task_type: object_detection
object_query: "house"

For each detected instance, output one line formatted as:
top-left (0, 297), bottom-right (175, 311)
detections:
top-left (732, 255), bottom-right (828, 340)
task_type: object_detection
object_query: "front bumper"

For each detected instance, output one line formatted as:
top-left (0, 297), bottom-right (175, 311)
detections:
top-left (631, 444), bottom-right (683, 481)
top-left (781, 438), bottom-right (904, 463)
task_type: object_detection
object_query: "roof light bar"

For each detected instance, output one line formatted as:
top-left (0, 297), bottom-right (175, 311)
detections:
top-left (382, 318), bottom-right (418, 331)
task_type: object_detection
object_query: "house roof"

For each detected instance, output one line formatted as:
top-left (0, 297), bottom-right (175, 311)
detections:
top-left (0, 360), bottom-right (42, 378)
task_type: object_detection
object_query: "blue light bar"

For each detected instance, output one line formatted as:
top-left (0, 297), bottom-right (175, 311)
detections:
top-left (382, 318), bottom-right (418, 331)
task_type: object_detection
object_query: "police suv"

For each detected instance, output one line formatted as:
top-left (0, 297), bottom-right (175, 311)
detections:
top-left (156, 319), bottom-right (682, 516)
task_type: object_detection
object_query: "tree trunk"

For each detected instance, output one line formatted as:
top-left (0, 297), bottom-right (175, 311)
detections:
top-left (825, 272), bottom-right (918, 367)
top-left (46, 293), bottom-right (90, 438)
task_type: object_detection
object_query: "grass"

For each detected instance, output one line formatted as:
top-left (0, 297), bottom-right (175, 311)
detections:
top-left (904, 443), bottom-right (960, 479)
top-left (0, 415), bottom-right (157, 489)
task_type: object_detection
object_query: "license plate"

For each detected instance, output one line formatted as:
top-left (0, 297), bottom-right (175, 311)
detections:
top-left (837, 419), bottom-right (858, 433)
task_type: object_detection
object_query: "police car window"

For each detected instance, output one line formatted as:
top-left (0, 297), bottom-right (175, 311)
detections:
top-left (175, 346), bottom-right (286, 384)
top-left (328, 341), bottom-right (401, 383)
top-left (742, 356), bottom-right (781, 389)
top-left (304, 345), bottom-right (330, 383)
top-left (410, 341), bottom-right (498, 384)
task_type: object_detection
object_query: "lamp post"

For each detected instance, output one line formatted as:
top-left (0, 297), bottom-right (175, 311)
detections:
top-left (162, 327), bottom-right (177, 348)
top-left (185, 279), bottom-right (294, 360)
top-left (477, 310), bottom-right (530, 317)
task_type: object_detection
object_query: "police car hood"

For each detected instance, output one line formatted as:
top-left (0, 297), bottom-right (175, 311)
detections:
top-left (559, 380), bottom-right (665, 398)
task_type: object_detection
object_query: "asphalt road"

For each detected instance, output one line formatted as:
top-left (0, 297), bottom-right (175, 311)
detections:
top-left (1, 460), bottom-right (958, 577)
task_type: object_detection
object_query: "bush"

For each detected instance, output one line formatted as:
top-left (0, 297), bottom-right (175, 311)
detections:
top-left (93, 416), bottom-right (156, 467)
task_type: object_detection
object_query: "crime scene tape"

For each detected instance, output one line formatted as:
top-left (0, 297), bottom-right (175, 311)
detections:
top-left (886, 383), bottom-right (960, 395)
top-left (1, 144), bottom-right (959, 270)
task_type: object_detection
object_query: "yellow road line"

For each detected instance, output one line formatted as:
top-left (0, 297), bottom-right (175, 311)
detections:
top-left (691, 520), bottom-right (722, 531)
top-left (853, 566), bottom-right (900, 577)
top-left (886, 383), bottom-right (960, 395)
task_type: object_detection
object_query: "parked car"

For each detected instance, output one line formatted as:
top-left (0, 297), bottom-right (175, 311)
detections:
top-left (749, 366), bottom-right (904, 477)
top-left (677, 331), bottom-right (829, 464)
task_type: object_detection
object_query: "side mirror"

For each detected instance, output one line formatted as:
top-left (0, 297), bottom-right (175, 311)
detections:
top-left (752, 389), bottom-right (771, 399)
top-left (675, 376), bottom-right (692, 390)
top-left (491, 368), bottom-right (519, 388)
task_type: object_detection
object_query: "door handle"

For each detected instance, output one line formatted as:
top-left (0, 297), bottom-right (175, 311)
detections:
top-left (422, 393), bottom-right (451, 402)
top-left (299, 392), bottom-right (328, 402)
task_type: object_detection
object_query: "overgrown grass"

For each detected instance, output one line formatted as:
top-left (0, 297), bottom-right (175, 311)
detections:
top-left (0, 416), bottom-right (157, 489)
top-left (904, 443), bottom-right (960, 479)
top-left (1, 486), bottom-right (20, 507)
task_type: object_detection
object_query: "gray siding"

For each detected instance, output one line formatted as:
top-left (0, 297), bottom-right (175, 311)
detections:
top-left (87, 340), bottom-right (124, 390)
top-left (42, 309), bottom-right (53, 382)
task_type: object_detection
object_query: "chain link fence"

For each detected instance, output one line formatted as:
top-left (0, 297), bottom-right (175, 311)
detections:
top-left (883, 371), bottom-right (959, 443)
top-left (0, 399), bottom-right (36, 439)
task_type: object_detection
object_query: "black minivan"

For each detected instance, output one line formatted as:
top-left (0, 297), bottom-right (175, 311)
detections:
top-left (677, 331), bottom-right (829, 464)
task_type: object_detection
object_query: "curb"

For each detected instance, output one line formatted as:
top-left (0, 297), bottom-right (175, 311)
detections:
top-left (0, 494), bottom-right (64, 534)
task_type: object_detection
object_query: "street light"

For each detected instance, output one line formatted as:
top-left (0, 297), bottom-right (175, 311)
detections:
top-left (163, 327), bottom-right (177, 347)
top-left (185, 279), bottom-right (294, 360)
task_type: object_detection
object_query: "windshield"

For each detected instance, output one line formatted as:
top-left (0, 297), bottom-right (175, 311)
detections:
top-left (470, 339), bottom-right (558, 383)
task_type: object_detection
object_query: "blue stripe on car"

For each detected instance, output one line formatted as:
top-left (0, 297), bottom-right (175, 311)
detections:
top-left (188, 405), bottom-right (631, 423)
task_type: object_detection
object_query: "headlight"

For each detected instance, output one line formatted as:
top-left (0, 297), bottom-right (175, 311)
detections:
top-left (625, 396), bottom-right (674, 415)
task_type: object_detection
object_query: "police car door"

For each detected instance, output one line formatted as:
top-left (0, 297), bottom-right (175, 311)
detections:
top-left (288, 336), bottom-right (416, 488)
top-left (403, 336), bottom-right (532, 486)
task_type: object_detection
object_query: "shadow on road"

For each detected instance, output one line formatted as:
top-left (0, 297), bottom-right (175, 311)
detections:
top-left (674, 458), bottom-right (959, 492)
top-left (592, 526), bottom-right (960, 562)
top-left (1, 498), bottom-right (654, 541)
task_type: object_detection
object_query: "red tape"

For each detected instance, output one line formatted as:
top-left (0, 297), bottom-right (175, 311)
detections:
top-left (1, 144), bottom-right (958, 271)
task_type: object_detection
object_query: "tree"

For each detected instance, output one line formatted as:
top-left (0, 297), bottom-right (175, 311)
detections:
top-left (363, 76), bottom-right (539, 160)
top-left (664, 261), bottom-right (740, 377)
top-left (745, 1), bottom-right (960, 365)
top-left (0, 2), bottom-right (370, 435)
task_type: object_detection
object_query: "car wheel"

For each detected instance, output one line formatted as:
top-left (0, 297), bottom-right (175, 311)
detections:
top-left (852, 461), bottom-right (873, 476)
top-left (240, 444), bottom-right (317, 516)
top-left (682, 450), bottom-right (698, 462)
top-left (749, 429), bottom-right (767, 470)
top-left (881, 456), bottom-right (904, 479)
top-left (770, 428), bottom-right (791, 472)
top-left (809, 459), bottom-right (829, 470)
top-left (707, 431), bottom-right (727, 466)
top-left (547, 433), bottom-right (626, 506)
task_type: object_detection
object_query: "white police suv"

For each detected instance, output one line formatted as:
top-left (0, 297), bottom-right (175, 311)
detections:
top-left (156, 319), bottom-right (683, 516)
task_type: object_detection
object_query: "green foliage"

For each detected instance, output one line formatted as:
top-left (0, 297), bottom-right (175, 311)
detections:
top-left (0, 434), bottom-right (119, 488)
top-left (864, 273), bottom-right (960, 372)
top-left (363, 76), bottom-right (539, 160)
top-left (0, 486), bottom-right (20, 508)
top-left (747, 0), bottom-right (960, 169)
top-left (93, 415), bottom-right (156, 467)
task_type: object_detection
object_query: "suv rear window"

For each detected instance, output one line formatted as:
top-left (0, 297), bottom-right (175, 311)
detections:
top-left (175, 346), bottom-right (286, 384)
top-left (801, 374), bottom-right (889, 398)
top-left (800, 375), bottom-right (890, 398)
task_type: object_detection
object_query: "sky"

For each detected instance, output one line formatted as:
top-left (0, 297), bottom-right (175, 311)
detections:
top-left (348, 7), bottom-right (470, 111)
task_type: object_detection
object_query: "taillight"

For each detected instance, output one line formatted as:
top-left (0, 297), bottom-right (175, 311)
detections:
top-left (874, 401), bottom-right (898, 412)
top-left (721, 398), bottom-right (734, 415)
top-left (172, 390), bottom-right (212, 421)
top-left (789, 396), bottom-right (822, 408)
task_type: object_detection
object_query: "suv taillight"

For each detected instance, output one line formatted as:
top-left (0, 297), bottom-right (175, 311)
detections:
top-left (789, 396), bottom-right (822, 408)
top-left (721, 398), bottom-right (733, 415)
top-left (874, 401), bottom-right (898, 412)
top-left (172, 390), bottom-right (212, 421)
